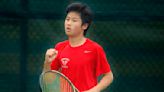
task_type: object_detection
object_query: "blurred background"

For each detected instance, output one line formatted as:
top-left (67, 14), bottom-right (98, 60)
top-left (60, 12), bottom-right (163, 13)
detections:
top-left (0, 0), bottom-right (163, 92)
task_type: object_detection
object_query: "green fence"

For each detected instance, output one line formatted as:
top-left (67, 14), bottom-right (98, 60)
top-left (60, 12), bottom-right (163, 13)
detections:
top-left (0, 0), bottom-right (163, 92)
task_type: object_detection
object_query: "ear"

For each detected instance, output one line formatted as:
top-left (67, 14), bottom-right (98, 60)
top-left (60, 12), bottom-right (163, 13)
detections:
top-left (82, 23), bottom-right (88, 30)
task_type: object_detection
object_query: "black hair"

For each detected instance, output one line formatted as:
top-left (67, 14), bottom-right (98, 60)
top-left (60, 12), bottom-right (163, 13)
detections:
top-left (66, 2), bottom-right (93, 36)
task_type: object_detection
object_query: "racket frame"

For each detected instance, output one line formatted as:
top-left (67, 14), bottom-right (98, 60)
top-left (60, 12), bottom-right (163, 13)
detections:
top-left (40, 70), bottom-right (79, 92)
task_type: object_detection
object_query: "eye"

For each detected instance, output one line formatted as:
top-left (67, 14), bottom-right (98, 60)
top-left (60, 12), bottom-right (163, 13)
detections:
top-left (72, 19), bottom-right (77, 22)
top-left (66, 18), bottom-right (69, 21)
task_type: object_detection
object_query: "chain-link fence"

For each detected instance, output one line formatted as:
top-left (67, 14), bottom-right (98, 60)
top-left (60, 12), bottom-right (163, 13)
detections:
top-left (0, 0), bottom-right (164, 92)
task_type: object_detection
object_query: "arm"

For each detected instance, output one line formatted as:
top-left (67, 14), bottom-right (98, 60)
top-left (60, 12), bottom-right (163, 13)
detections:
top-left (84, 71), bottom-right (114, 92)
top-left (42, 48), bottom-right (58, 72)
top-left (42, 60), bottom-right (51, 72)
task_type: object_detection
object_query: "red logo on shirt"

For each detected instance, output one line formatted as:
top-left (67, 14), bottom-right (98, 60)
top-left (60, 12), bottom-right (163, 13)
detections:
top-left (61, 58), bottom-right (70, 68)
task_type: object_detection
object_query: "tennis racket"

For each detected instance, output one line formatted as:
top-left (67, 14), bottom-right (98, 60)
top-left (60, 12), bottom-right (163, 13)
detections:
top-left (40, 70), bottom-right (79, 92)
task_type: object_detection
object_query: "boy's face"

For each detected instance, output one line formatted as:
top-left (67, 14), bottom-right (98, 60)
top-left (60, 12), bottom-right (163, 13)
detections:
top-left (64, 11), bottom-right (87, 37)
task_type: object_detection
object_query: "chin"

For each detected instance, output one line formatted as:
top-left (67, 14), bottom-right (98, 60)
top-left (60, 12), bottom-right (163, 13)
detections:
top-left (65, 32), bottom-right (73, 36)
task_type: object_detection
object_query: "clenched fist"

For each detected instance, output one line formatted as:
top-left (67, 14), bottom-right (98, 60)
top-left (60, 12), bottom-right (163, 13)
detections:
top-left (45, 48), bottom-right (58, 63)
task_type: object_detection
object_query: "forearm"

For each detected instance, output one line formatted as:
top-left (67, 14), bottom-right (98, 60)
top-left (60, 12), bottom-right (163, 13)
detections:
top-left (42, 48), bottom-right (58, 72)
top-left (42, 61), bottom-right (51, 72)
top-left (91, 71), bottom-right (114, 92)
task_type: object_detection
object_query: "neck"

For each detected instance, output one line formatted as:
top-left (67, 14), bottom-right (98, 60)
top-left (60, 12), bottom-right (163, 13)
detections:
top-left (68, 35), bottom-right (86, 47)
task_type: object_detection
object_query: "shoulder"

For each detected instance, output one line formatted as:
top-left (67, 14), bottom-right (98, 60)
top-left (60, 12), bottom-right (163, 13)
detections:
top-left (86, 39), bottom-right (106, 56)
top-left (54, 40), bottom-right (69, 50)
top-left (87, 39), bottom-right (103, 50)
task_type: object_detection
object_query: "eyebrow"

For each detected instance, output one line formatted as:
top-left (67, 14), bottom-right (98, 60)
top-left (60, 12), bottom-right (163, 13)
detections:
top-left (66, 16), bottom-right (80, 20)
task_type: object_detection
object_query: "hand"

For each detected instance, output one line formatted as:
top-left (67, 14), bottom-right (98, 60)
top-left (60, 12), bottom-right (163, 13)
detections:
top-left (45, 48), bottom-right (58, 63)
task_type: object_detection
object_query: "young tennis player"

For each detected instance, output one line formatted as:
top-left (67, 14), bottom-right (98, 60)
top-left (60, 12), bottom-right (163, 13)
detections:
top-left (43, 2), bottom-right (113, 92)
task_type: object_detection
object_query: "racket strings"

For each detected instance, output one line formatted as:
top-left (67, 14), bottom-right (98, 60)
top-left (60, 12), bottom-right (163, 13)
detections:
top-left (60, 76), bottom-right (73, 92)
top-left (40, 71), bottom-right (75, 92)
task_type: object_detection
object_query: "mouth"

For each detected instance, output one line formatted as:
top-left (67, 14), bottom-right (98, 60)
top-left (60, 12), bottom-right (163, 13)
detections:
top-left (66, 27), bottom-right (71, 32)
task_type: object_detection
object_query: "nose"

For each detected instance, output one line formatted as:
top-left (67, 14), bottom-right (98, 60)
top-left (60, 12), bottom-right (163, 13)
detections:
top-left (66, 20), bottom-right (71, 26)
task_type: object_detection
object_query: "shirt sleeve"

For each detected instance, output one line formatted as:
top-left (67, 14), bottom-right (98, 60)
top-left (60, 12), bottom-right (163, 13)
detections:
top-left (50, 44), bottom-right (61, 70)
top-left (95, 45), bottom-right (111, 77)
